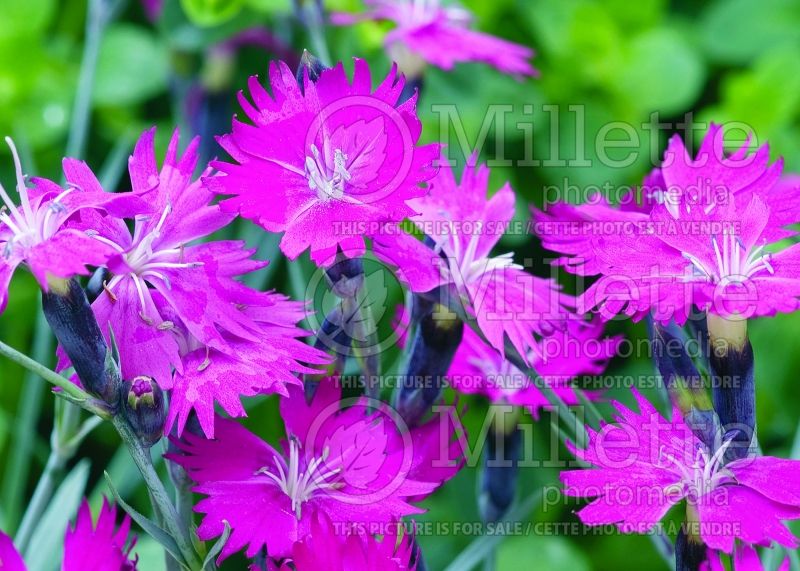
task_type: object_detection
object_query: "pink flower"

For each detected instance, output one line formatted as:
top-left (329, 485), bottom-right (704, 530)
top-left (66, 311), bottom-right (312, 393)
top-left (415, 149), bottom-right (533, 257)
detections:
top-left (534, 125), bottom-right (800, 324)
top-left (448, 320), bottom-right (620, 418)
top-left (67, 127), bottom-right (328, 438)
top-left (332, 1), bottom-right (537, 78)
top-left (169, 379), bottom-right (464, 561)
top-left (702, 545), bottom-right (789, 571)
top-left (0, 138), bottom-right (146, 312)
top-left (0, 498), bottom-right (138, 571)
top-left (373, 156), bottom-right (571, 364)
top-left (0, 530), bottom-right (25, 571)
top-left (561, 389), bottom-right (800, 553)
top-left (267, 512), bottom-right (416, 570)
top-left (63, 499), bottom-right (138, 571)
top-left (207, 59), bottom-right (440, 266)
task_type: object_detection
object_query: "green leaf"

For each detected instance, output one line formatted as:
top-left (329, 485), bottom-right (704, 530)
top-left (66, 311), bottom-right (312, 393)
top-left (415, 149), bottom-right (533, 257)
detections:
top-left (24, 460), bottom-right (90, 571)
top-left (701, 0), bottom-right (800, 65)
top-left (615, 28), bottom-right (705, 115)
top-left (180, 0), bottom-right (245, 27)
top-left (0, 0), bottom-right (55, 40)
top-left (104, 472), bottom-right (188, 568)
top-left (202, 521), bottom-right (230, 570)
top-left (497, 535), bottom-right (591, 571)
top-left (93, 25), bottom-right (169, 106)
top-left (443, 491), bottom-right (543, 571)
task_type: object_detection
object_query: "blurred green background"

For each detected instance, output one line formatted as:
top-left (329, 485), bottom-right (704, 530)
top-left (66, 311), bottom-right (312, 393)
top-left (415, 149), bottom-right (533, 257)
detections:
top-left (2, 0), bottom-right (800, 568)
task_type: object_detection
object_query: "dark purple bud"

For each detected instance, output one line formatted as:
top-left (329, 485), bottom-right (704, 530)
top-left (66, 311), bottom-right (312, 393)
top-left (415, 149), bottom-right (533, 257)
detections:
top-left (707, 315), bottom-right (755, 461)
top-left (395, 294), bottom-right (463, 426)
top-left (123, 376), bottom-right (166, 447)
top-left (324, 253), bottom-right (364, 298)
top-left (479, 424), bottom-right (522, 523)
top-left (648, 319), bottom-right (716, 448)
top-left (42, 278), bottom-right (120, 408)
top-left (296, 50), bottom-right (328, 91)
top-left (675, 526), bottom-right (706, 571)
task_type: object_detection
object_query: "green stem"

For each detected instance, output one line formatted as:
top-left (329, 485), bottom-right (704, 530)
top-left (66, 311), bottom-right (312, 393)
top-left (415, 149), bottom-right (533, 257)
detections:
top-left (13, 447), bottom-right (67, 551)
top-left (15, 401), bottom-right (84, 551)
top-left (113, 416), bottom-right (202, 570)
top-left (0, 340), bottom-right (109, 416)
top-left (1, 309), bottom-right (52, 530)
top-left (304, 0), bottom-right (332, 65)
top-left (65, 0), bottom-right (120, 159)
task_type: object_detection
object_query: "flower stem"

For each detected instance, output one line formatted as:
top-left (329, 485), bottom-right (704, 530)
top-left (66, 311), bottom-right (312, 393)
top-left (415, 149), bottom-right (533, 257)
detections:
top-left (0, 308), bottom-right (52, 530)
top-left (0, 339), bottom-right (109, 417)
top-left (113, 415), bottom-right (203, 570)
top-left (65, 0), bottom-right (121, 160)
top-left (14, 447), bottom-right (66, 551)
top-left (15, 401), bottom-right (84, 552)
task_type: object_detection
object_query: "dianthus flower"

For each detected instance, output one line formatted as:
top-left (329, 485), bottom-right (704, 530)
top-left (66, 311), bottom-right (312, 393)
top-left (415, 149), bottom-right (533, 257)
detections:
top-left (373, 156), bottom-right (571, 364)
top-left (0, 138), bottom-right (146, 312)
top-left (332, 0), bottom-right (537, 78)
top-left (207, 59), bottom-right (440, 266)
top-left (170, 379), bottom-right (464, 560)
top-left (67, 127), bottom-right (328, 437)
top-left (265, 512), bottom-right (416, 571)
top-left (534, 125), bottom-right (800, 324)
top-left (561, 389), bottom-right (800, 553)
top-left (0, 498), bottom-right (138, 571)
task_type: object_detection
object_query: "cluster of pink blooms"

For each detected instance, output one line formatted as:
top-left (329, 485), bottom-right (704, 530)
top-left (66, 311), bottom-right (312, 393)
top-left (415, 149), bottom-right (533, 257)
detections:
top-left (3, 0), bottom-right (800, 569)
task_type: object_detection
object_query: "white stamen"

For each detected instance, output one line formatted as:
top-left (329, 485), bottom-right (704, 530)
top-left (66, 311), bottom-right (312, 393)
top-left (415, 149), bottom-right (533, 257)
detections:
top-left (305, 144), bottom-right (352, 201)
top-left (257, 438), bottom-right (342, 519)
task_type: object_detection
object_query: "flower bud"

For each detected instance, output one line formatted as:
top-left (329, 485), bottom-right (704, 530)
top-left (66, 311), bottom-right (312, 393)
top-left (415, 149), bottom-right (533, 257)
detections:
top-left (395, 294), bottom-right (464, 426)
top-left (479, 425), bottom-right (522, 523)
top-left (42, 278), bottom-right (120, 407)
top-left (706, 314), bottom-right (755, 461)
top-left (296, 50), bottom-right (328, 91)
top-left (122, 376), bottom-right (166, 447)
top-left (324, 253), bottom-right (364, 298)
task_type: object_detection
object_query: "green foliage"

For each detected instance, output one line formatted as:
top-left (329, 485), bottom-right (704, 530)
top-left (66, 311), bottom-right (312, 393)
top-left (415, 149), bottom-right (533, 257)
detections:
top-left (94, 25), bottom-right (170, 106)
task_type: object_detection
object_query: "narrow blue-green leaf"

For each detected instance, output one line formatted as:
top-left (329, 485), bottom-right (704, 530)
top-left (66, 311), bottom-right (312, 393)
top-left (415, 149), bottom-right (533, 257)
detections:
top-left (24, 460), bottom-right (90, 571)
top-left (104, 472), bottom-right (187, 568)
top-left (442, 490), bottom-right (543, 571)
top-left (203, 521), bottom-right (230, 570)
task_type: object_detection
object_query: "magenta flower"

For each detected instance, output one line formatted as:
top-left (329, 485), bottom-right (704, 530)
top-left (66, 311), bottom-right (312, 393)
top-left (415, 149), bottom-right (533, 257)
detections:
top-left (0, 138), bottom-right (145, 312)
top-left (207, 59), bottom-right (440, 266)
top-left (373, 156), bottom-right (571, 364)
top-left (67, 127), bottom-right (328, 437)
top-left (267, 513), bottom-right (416, 571)
top-left (448, 320), bottom-right (620, 418)
top-left (332, 1), bottom-right (537, 78)
top-left (170, 379), bottom-right (464, 561)
top-left (63, 499), bottom-right (138, 571)
top-left (561, 389), bottom-right (800, 553)
top-left (702, 545), bottom-right (788, 571)
top-left (0, 498), bottom-right (138, 571)
top-left (0, 530), bottom-right (25, 571)
top-left (534, 125), bottom-right (800, 324)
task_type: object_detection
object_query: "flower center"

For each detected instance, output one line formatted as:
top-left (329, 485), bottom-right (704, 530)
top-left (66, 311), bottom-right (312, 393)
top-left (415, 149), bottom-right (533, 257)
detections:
top-left (683, 232), bottom-right (774, 284)
top-left (659, 438), bottom-right (736, 502)
top-left (89, 204), bottom-right (201, 322)
top-left (305, 144), bottom-right (352, 201)
top-left (435, 221), bottom-right (522, 287)
top-left (257, 437), bottom-right (342, 519)
top-left (0, 137), bottom-right (73, 255)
